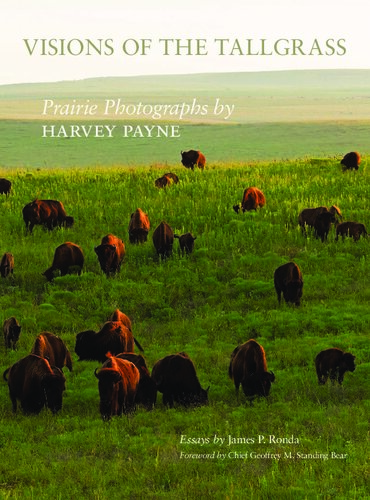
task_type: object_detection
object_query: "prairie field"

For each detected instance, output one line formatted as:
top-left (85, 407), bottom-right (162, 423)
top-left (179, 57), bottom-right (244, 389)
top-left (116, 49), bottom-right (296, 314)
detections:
top-left (0, 160), bottom-right (368, 499)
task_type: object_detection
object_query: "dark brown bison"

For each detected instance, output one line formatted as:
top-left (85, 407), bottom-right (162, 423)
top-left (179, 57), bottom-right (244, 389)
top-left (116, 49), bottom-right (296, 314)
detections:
top-left (94, 353), bottom-right (140, 420)
top-left (181, 150), bottom-right (206, 170)
top-left (233, 187), bottom-right (266, 213)
top-left (0, 252), bottom-right (14, 278)
top-left (30, 332), bottom-right (73, 372)
top-left (341, 151), bottom-right (360, 171)
top-left (228, 339), bottom-right (275, 400)
top-left (174, 232), bottom-right (197, 255)
top-left (314, 211), bottom-right (336, 242)
top-left (94, 234), bottom-right (125, 276)
top-left (315, 348), bottom-right (356, 385)
top-left (152, 221), bottom-right (174, 258)
top-left (151, 352), bottom-right (209, 408)
top-left (43, 242), bottom-right (84, 281)
top-left (155, 175), bottom-right (172, 188)
top-left (128, 208), bottom-right (150, 244)
top-left (3, 354), bottom-right (66, 414)
top-left (274, 262), bottom-right (303, 306)
top-left (108, 308), bottom-right (132, 331)
top-left (0, 178), bottom-right (11, 196)
top-left (22, 199), bottom-right (74, 233)
top-left (117, 353), bottom-right (157, 410)
top-left (163, 172), bottom-right (179, 183)
top-left (298, 205), bottom-right (342, 234)
top-left (335, 221), bottom-right (367, 241)
top-left (3, 317), bottom-right (21, 350)
top-left (75, 321), bottom-right (137, 363)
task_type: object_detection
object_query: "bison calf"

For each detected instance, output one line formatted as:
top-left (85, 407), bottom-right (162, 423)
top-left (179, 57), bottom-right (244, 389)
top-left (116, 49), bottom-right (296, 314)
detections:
top-left (152, 352), bottom-right (209, 408)
top-left (229, 339), bottom-right (275, 401)
top-left (315, 348), bottom-right (356, 385)
top-left (174, 232), bottom-right (197, 255)
top-left (274, 262), bottom-right (303, 306)
top-left (0, 252), bottom-right (14, 278)
top-left (335, 221), bottom-right (367, 241)
top-left (3, 317), bottom-right (21, 350)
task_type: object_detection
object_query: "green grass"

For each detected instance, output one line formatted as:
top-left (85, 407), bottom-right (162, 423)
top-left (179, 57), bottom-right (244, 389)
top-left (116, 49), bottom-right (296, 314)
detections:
top-left (0, 160), bottom-right (368, 499)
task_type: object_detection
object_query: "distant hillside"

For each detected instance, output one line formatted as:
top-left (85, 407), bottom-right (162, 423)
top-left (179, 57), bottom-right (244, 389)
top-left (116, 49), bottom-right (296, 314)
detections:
top-left (1, 70), bottom-right (370, 123)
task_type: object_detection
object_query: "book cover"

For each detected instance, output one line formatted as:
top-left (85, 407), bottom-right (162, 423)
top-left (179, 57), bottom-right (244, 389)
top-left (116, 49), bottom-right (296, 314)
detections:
top-left (0, 1), bottom-right (368, 498)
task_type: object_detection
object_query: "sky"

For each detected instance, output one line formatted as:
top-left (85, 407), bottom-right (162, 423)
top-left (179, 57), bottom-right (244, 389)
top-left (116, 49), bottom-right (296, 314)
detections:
top-left (1, 0), bottom-right (369, 84)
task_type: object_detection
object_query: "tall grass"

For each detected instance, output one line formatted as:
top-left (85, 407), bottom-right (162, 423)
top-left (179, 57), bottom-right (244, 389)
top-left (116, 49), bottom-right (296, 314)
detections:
top-left (0, 159), bottom-right (368, 499)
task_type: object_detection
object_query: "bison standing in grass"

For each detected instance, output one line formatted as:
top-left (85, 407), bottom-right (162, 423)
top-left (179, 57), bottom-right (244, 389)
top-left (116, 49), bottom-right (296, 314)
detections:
top-left (153, 221), bottom-right (174, 259)
top-left (298, 205), bottom-right (342, 235)
top-left (229, 339), bottom-right (275, 401)
top-left (128, 208), bottom-right (150, 244)
top-left (3, 317), bottom-right (21, 350)
top-left (43, 242), bottom-right (84, 281)
top-left (174, 232), bottom-right (197, 255)
top-left (0, 178), bottom-right (12, 196)
top-left (0, 252), bottom-right (14, 278)
top-left (233, 187), bottom-right (266, 213)
top-left (274, 262), bottom-right (303, 306)
top-left (315, 348), bottom-right (356, 385)
top-left (335, 222), bottom-right (367, 241)
top-left (94, 234), bottom-right (125, 276)
top-left (23, 199), bottom-right (74, 233)
top-left (341, 151), bottom-right (360, 171)
top-left (181, 150), bottom-right (206, 170)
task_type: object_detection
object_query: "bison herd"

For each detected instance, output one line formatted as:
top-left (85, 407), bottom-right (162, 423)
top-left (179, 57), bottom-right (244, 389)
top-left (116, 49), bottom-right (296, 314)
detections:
top-left (0, 150), bottom-right (362, 418)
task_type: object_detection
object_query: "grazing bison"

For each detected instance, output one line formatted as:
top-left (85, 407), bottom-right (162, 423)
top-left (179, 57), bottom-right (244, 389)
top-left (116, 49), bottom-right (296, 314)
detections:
top-left (117, 353), bottom-right (157, 410)
top-left (228, 339), bottom-right (275, 400)
top-left (181, 150), bottom-right (206, 170)
top-left (3, 354), bottom-right (66, 414)
top-left (31, 332), bottom-right (73, 372)
top-left (174, 232), bottom-right (197, 255)
top-left (155, 175), bottom-right (172, 188)
top-left (335, 221), bottom-right (367, 241)
top-left (314, 211), bottom-right (336, 242)
top-left (94, 234), bottom-right (125, 276)
top-left (152, 221), bottom-right (174, 258)
top-left (233, 187), bottom-right (266, 213)
top-left (151, 352), bottom-right (209, 408)
top-left (43, 242), bottom-right (84, 281)
top-left (22, 199), bottom-right (74, 233)
top-left (75, 321), bottom-right (138, 363)
top-left (94, 354), bottom-right (140, 420)
top-left (274, 262), bottom-right (303, 306)
top-left (163, 172), bottom-right (179, 184)
top-left (341, 151), bottom-right (360, 171)
top-left (128, 208), bottom-right (150, 244)
top-left (315, 348), bottom-right (356, 385)
top-left (0, 252), bottom-right (14, 278)
top-left (298, 205), bottom-right (342, 234)
top-left (0, 178), bottom-right (11, 196)
top-left (3, 317), bottom-right (21, 350)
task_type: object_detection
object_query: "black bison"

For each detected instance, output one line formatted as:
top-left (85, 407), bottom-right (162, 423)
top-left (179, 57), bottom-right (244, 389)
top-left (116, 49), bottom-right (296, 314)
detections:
top-left (94, 234), bottom-right (125, 276)
top-left (128, 208), bottom-right (150, 244)
top-left (151, 352), bottom-right (209, 408)
top-left (43, 242), bottom-right (84, 281)
top-left (335, 221), bottom-right (367, 241)
top-left (315, 348), bottom-right (356, 385)
top-left (117, 353), bottom-right (157, 410)
top-left (181, 150), bottom-right (206, 170)
top-left (274, 262), bottom-right (303, 306)
top-left (0, 178), bottom-right (11, 196)
top-left (298, 205), bottom-right (342, 235)
top-left (155, 175), bottom-right (172, 188)
top-left (30, 332), bottom-right (73, 372)
top-left (75, 321), bottom-right (137, 363)
top-left (174, 232), bottom-right (197, 255)
top-left (3, 317), bottom-right (21, 350)
top-left (0, 252), bottom-right (14, 278)
top-left (233, 187), bottom-right (266, 213)
top-left (152, 221), bottom-right (174, 259)
top-left (22, 199), bottom-right (74, 233)
top-left (228, 339), bottom-right (275, 400)
top-left (94, 353), bottom-right (140, 420)
top-left (3, 354), bottom-right (66, 414)
top-left (314, 211), bottom-right (336, 242)
top-left (341, 151), bottom-right (360, 171)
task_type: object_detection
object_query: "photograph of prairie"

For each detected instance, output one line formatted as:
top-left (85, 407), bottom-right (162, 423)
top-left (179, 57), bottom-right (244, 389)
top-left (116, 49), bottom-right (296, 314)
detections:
top-left (0, 70), bottom-right (369, 499)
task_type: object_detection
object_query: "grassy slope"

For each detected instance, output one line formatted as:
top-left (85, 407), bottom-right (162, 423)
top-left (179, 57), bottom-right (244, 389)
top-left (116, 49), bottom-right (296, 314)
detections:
top-left (0, 161), bottom-right (368, 499)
